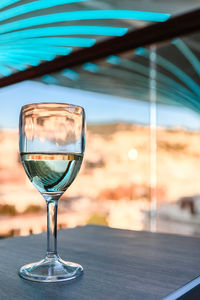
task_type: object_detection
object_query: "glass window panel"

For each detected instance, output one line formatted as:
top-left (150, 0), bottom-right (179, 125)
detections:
top-left (155, 32), bottom-right (200, 236)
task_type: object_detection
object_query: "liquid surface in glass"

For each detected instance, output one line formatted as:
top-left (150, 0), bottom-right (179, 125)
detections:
top-left (21, 152), bottom-right (83, 194)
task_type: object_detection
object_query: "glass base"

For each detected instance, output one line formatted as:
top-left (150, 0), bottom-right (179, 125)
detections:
top-left (19, 255), bottom-right (83, 282)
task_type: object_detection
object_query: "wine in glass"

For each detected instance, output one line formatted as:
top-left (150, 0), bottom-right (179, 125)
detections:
top-left (19, 102), bottom-right (85, 282)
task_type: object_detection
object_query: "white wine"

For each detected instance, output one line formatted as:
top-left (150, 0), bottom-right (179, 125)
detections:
top-left (21, 153), bottom-right (83, 195)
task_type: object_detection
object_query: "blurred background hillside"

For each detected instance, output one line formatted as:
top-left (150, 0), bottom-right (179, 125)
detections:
top-left (1, 115), bottom-right (200, 238)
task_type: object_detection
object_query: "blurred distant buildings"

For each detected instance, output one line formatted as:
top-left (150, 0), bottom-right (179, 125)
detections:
top-left (1, 123), bottom-right (200, 237)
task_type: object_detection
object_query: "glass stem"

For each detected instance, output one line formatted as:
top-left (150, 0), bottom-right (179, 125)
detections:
top-left (46, 199), bottom-right (58, 258)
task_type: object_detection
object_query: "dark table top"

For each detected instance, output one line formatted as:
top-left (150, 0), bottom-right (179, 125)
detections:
top-left (0, 225), bottom-right (200, 300)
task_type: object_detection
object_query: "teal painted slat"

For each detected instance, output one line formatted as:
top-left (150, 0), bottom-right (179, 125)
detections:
top-left (0, 10), bottom-right (170, 35)
top-left (0, 0), bottom-right (86, 22)
top-left (0, 45), bottom-right (72, 56)
top-left (0, 26), bottom-right (128, 43)
top-left (173, 39), bottom-right (200, 78)
top-left (0, 37), bottom-right (96, 47)
top-left (0, 0), bottom-right (20, 10)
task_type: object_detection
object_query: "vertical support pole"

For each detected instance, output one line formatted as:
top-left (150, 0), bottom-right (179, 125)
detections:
top-left (149, 45), bottom-right (157, 232)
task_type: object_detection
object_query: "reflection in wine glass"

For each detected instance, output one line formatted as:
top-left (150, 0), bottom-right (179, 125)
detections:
top-left (19, 102), bottom-right (85, 282)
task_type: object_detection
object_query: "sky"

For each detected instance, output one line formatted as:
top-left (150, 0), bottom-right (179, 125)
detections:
top-left (0, 80), bottom-right (200, 130)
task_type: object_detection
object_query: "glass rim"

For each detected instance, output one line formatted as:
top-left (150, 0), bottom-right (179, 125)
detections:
top-left (21, 102), bottom-right (84, 112)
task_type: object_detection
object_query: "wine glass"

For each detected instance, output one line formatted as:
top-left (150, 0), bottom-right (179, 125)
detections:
top-left (19, 102), bottom-right (85, 282)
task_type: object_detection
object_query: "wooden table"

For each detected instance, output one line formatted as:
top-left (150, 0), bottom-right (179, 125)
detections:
top-left (0, 225), bottom-right (200, 300)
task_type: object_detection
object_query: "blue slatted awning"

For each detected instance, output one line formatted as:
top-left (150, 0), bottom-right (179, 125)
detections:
top-left (0, 0), bottom-right (199, 114)
top-left (0, 0), bottom-right (170, 77)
